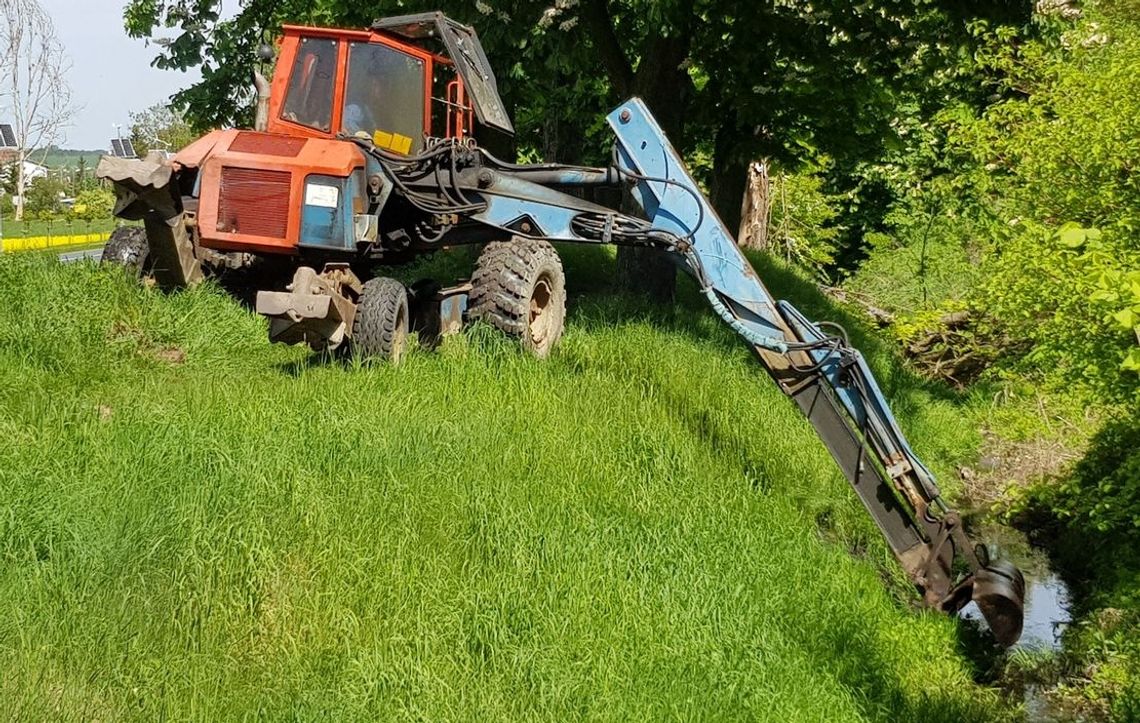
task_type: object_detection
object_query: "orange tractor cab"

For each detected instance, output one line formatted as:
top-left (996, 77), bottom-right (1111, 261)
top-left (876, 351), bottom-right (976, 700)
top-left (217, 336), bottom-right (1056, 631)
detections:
top-left (97, 13), bottom-right (1027, 647)
top-left (172, 15), bottom-right (510, 258)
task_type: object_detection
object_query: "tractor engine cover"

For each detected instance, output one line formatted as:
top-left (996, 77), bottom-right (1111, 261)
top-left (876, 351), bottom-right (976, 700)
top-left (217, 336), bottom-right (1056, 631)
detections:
top-left (195, 130), bottom-right (367, 255)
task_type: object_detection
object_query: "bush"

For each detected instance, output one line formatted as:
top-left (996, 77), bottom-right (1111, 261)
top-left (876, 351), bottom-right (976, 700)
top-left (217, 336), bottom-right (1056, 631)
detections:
top-left (70, 188), bottom-right (115, 221)
top-left (767, 171), bottom-right (842, 275)
top-left (942, 9), bottom-right (1140, 400)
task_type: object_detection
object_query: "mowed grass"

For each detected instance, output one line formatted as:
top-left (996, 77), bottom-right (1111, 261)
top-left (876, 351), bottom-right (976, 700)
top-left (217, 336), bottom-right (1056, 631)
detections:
top-left (0, 248), bottom-right (1004, 720)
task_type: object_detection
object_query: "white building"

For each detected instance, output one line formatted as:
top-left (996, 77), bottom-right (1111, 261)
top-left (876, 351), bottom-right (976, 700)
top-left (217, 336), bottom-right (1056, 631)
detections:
top-left (0, 159), bottom-right (49, 194)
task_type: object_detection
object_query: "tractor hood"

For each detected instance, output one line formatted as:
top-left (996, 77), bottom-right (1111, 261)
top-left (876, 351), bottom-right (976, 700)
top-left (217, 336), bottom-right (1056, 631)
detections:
top-left (194, 130), bottom-right (366, 254)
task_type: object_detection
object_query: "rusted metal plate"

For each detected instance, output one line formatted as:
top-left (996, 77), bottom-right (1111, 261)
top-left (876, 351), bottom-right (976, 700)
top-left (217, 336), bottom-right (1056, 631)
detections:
top-left (255, 291), bottom-right (333, 319)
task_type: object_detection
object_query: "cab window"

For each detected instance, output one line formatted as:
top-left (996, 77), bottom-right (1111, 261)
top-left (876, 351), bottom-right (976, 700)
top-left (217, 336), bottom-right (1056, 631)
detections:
top-left (281, 37), bottom-right (338, 132)
top-left (341, 41), bottom-right (425, 154)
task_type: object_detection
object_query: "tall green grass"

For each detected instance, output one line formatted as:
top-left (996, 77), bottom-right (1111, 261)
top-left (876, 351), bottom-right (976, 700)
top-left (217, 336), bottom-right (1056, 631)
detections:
top-left (0, 248), bottom-right (1004, 720)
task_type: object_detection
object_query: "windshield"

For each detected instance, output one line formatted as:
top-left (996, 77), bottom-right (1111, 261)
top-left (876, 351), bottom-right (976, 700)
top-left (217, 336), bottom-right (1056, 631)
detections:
top-left (341, 41), bottom-right (425, 154)
top-left (281, 37), bottom-right (339, 132)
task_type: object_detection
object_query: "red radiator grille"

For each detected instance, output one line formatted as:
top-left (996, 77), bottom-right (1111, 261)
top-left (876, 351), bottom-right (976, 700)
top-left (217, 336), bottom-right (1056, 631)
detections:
top-left (216, 167), bottom-right (291, 239)
top-left (228, 132), bottom-right (306, 157)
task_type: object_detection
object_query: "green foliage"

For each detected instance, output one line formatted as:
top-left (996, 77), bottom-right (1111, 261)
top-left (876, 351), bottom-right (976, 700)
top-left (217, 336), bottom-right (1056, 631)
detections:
top-left (69, 189), bottom-right (115, 221)
top-left (768, 171), bottom-right (841, 275)
top-left (129, 103), bottom-right (197, 156)
top-left (120, 0), bottom-right (1031, 225)
top-left (1008, 405), bottom-right (1140, 720)
top-left (932, 6), bottom-right (1140, 399)
top-left (1092, 267), bottom-right (1140, 374)
top-left (0, 162), bottom-right (16, 196)
top-left (844, 208), bottom-right (984, 314)
top-left (976, 222), bottom-right (1140, 399)
top-left (0, 249), bottom-right (1002, 719)
top-left (1028, 411), bottom-right (1140, 536)
top-left (850, 5), bottom-right (1140, 400)
top-left (22, 176), bottom-right (65, 221)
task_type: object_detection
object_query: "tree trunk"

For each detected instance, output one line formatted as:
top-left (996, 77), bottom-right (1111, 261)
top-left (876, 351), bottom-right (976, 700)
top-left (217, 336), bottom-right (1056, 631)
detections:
top-left (737, 161), bottom-right (771, 250)
top-left (14, 158), bottom-right (24, 221)
top-left (615, 244), bottom-right (678, 302)
top-left (615, 181), bottom-right (676, 302)
top-left (612, 35), bottom-right (690, 304)
top-left (579, 0), bottom-right (694, 304)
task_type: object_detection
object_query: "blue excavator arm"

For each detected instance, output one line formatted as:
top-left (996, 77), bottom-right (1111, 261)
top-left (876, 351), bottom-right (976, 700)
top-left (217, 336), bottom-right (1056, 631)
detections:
top-left (433, 99), bottom-right (1025, 645)
top-left (611, 99), bottom-right (1024, 644)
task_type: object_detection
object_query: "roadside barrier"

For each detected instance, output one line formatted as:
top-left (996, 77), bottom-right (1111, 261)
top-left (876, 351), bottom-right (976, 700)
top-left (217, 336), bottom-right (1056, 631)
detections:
top-left (0, 232), bottom-right (111, 252)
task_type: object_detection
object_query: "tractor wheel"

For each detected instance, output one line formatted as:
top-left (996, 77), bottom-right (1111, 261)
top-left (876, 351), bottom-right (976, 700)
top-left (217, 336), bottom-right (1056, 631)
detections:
top-left (469, 238), bottom-right (566, 358)
top-left (352, 277), bottom-right (409, 362)
top-left (100, 227), bottom-right (150, 278)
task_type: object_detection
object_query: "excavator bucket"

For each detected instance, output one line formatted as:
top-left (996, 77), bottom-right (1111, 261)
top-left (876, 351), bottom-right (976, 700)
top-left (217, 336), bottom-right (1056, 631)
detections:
top-left (971, 560), bottom-right (1026, 647)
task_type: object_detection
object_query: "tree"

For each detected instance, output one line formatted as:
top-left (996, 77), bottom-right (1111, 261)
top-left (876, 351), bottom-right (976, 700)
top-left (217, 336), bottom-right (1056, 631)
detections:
top-left (129, 102), bottom-right (196, 156)
top-left (122, 0), bottom-right (1031, 294)
top-left (0, 0), bottom-right (75, 221)
top-left (23, 174), bottom-right (64, 220)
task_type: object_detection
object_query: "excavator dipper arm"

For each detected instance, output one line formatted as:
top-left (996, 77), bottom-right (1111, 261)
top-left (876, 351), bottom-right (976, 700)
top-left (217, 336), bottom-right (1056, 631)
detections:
top-left (277, 94), bottom-right (1025, 643)
top-left (604, 99), bottom-right (1025, 645)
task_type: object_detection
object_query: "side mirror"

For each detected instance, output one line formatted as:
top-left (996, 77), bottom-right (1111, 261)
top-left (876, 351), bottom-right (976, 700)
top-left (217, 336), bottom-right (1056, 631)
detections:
top-left (256, 43), bottom-right (275, 62)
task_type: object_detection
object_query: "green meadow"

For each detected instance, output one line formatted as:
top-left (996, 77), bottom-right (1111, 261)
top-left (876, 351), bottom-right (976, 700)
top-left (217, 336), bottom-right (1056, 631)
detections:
top-left (0, 247), bottom-right (1007, 720)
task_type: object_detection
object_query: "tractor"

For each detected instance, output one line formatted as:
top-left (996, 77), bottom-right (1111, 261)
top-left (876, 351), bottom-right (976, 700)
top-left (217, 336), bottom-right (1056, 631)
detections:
top-left (98, 12), bottom-right (1026, 645)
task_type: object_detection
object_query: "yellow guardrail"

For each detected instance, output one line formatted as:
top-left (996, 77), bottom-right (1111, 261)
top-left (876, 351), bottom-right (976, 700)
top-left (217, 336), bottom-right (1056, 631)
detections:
top-left (1, 232), bottom-right (110, 252)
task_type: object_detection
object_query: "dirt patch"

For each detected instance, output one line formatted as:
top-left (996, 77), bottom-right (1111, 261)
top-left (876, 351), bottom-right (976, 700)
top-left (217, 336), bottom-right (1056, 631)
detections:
top-left (152, 346), bottom-right (186, 365)
top-left (957, 431), bottom-right (1083, 510)
top-left (108, 322), bottom-right (186, 365)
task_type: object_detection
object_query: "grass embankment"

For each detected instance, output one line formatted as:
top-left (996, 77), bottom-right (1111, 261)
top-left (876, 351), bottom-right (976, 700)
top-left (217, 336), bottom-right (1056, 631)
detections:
top-left (0, 248), bottom-right (1006, 720)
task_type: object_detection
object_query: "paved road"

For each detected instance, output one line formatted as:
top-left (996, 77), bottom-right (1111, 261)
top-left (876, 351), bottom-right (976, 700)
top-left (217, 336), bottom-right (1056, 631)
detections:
top-left (59, 247), bottom-right (104, 264)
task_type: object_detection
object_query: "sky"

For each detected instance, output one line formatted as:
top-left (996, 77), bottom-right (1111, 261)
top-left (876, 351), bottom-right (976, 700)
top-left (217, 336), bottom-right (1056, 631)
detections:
top-left (39, 0), bottom-right (237, 151)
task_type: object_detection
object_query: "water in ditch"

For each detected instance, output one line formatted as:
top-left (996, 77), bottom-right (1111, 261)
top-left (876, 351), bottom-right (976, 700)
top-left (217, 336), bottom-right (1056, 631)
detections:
top-left (960, 522), bottom-right (1073, 720)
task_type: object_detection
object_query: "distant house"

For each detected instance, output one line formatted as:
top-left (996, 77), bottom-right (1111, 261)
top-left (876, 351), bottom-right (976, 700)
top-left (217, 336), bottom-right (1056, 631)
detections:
top-left (0, 160), bottom-right (49, 207)
top-left (20, 160), bottom-right (48, 181)
top-left (0, 159), bottom-right (48, 186)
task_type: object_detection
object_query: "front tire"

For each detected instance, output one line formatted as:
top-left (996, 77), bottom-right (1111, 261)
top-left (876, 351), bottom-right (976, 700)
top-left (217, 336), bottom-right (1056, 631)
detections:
top-left (352, 277), bottom-right (409, 362)
top-left (469, 238), bottom-right (566, 358)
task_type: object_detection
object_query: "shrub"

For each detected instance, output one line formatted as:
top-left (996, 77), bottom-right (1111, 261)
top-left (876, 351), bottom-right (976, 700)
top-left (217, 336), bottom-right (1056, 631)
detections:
top-left (70, 188), bottom-right (115, 221)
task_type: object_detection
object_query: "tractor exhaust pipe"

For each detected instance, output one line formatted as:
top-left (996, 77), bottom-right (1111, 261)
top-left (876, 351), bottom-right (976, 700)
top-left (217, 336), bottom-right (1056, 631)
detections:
top-left (253, 43), bottom-right (275, 133)
top-left (253, 69), bottom-right (271, 133)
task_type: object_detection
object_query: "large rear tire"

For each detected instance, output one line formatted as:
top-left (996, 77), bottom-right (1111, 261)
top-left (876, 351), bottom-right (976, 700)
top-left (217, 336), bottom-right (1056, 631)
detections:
top-left (352, 277), bottom-right (409, 362)
top-left (469, 238), bottom-right (566, 358)
top-left (100, 226), bottom-right (150, 278)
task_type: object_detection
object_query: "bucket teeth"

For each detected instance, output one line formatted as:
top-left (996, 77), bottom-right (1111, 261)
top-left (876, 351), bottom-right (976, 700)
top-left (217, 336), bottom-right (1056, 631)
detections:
top-left (971, 559), bottom-right (1026, 647)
